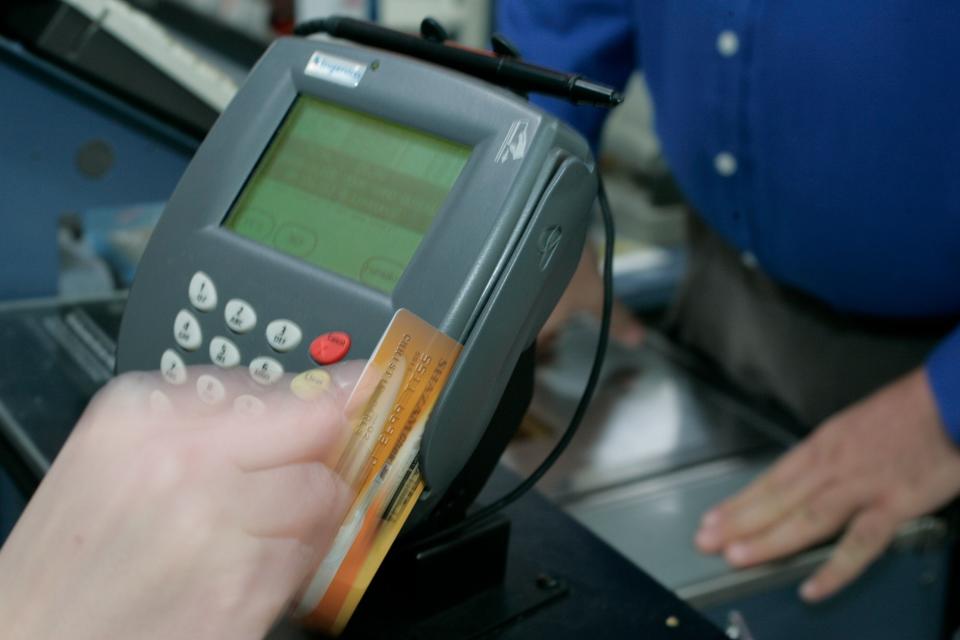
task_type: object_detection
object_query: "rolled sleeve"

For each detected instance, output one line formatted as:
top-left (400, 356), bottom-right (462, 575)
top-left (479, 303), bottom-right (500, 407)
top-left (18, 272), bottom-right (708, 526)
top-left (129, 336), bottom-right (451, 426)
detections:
top-left (496, 0), bottom-right (637, 150)
top-left (927, 326), bottom-right (960, 444)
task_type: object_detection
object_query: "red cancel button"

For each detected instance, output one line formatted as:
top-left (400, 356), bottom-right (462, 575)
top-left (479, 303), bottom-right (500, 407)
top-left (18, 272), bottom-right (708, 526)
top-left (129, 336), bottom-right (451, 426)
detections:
top-left (309, 331), bottom-right (352, 365)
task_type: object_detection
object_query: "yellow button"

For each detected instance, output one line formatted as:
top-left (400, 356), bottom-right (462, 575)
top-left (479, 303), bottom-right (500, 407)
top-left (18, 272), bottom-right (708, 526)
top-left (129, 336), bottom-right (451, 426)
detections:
top-left (291, 369), bottom-right (332, 400)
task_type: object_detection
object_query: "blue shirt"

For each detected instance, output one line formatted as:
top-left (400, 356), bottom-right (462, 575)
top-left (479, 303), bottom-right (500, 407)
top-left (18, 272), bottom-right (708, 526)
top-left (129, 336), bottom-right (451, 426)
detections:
top-left (498, 0), bottom-right (960, 440)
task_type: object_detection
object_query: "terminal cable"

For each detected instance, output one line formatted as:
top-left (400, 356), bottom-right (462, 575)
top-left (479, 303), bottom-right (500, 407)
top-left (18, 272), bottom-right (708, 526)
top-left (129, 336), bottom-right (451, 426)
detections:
top-left (419, 175), bottom-right (616, 545)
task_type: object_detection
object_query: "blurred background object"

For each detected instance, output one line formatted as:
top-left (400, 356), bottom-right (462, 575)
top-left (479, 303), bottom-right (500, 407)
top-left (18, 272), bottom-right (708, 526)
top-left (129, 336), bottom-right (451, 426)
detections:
top-left (595, 72), bottom-right (689, 314)
top-left (1, 0), bottom-right (688, 316)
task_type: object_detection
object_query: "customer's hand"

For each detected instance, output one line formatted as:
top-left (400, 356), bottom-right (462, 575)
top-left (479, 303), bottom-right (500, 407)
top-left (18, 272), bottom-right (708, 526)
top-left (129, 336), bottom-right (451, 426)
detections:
top-left (695, 367), bottom-right (960, 602)
top-left (0, 363), bottom-right (363, 640)
top-left (539, 243), bottom-right (645, 353)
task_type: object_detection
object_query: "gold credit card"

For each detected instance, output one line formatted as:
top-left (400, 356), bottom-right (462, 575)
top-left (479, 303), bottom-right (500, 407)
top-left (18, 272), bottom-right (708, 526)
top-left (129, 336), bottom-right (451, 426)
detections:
top-left (295, 309), bottom-right (462, 635)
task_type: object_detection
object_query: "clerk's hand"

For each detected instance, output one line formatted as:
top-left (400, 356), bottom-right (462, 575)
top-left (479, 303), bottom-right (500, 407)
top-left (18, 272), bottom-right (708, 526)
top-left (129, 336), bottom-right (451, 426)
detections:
top-left (539, 244), bottom-right (645, 352)
top-left (0, 363), bottom-right (364, 640)
top-left (695, 367), bottom-right (960, 602)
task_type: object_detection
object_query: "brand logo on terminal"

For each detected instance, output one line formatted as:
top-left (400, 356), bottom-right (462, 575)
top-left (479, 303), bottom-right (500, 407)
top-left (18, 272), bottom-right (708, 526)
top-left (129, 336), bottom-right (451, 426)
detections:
top-left (538, 225), bottom-right (563, 271)
top-left (304, 52), bottom-right (367, 88)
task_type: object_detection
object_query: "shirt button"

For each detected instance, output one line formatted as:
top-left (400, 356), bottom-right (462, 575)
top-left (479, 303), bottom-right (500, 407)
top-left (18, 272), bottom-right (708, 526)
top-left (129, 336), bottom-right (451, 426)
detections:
top-left (716, 30), bottom-right (740, 57)
top-left (714, 152), bottom-right (738, 177)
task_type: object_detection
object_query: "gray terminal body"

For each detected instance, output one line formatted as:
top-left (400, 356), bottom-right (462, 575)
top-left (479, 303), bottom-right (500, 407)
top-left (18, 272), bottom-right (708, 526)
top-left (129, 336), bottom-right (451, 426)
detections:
top-left (116, 36), bottom-right (597, 528)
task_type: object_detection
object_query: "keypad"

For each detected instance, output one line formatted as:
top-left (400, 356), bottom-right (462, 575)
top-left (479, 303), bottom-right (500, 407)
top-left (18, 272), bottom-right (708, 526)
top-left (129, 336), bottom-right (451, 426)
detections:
top-left (163, 271), bottom-right (347, 407)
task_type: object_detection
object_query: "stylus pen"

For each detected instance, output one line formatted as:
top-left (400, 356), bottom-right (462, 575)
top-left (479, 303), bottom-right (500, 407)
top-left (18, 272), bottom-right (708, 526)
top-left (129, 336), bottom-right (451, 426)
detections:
top-left (295, 16), bottom-right (625, 108)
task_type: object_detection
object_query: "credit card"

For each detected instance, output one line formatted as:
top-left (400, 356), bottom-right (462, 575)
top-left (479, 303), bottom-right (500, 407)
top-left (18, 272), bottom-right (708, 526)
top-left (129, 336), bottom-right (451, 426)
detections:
top-left (295, 308), bottom-right (462, 635)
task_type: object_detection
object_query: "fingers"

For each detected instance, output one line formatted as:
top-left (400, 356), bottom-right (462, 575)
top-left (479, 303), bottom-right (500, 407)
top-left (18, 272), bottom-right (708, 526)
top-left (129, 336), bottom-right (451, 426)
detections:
top-left (99, 359), bottom-right (367, 429)
top-left (89, 360), bottom-right (369, 474)
top-left (326, 359), bottom-right (367, 395)
top-left (236, 462), bottom-right (351, 541)
top-left (212, 388), bottom-right (346, 471)
top-left (719, 489), bottom-right (860, 568)
top-left (97, 366), bottom-right (255, 429)
top-left (214, 537), bottom-right (319, 637)
top-left (800, 509), bottom-right (896, 602)
top-left (697, 444), bottom-right (826, 552)
top-left (83, 371), bottom-right (160, 424)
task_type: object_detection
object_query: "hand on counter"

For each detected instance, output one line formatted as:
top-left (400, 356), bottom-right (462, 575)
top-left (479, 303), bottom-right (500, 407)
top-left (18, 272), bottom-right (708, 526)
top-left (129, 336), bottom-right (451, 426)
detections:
top-left (0, 362), bottom-right (363, 640)
top-left (538, 243), bottom-right (645, 354)
top-left (695, 367), bottom-right (960, 602)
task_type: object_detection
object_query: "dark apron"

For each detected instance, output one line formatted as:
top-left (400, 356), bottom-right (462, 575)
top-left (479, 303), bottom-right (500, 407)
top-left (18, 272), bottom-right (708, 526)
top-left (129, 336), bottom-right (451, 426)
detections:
top-left (663, 213), bottom-right (953, 429)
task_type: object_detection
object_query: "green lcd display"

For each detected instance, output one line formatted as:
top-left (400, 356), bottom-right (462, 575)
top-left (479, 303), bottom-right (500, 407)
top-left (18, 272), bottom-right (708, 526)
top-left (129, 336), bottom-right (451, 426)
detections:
top-left (223, 96), bottom-right (471, 294)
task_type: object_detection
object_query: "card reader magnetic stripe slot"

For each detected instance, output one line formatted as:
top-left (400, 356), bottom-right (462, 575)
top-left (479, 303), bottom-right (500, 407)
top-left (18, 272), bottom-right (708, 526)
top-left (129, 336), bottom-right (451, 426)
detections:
top-left (416, 157), bottom-right (597, 516)
top-left (456, 147), bottom-right (570, 342)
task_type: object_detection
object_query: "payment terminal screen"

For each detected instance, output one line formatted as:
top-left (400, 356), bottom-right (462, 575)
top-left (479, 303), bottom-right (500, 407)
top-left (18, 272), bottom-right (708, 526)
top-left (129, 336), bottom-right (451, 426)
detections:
top-left (223, 96), bottom-right (470, 294)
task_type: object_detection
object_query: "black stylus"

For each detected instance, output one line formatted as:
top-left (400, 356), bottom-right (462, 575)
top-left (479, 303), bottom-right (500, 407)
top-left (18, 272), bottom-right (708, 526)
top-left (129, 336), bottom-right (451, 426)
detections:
top-left (294, 16), bottom-right (624, 108)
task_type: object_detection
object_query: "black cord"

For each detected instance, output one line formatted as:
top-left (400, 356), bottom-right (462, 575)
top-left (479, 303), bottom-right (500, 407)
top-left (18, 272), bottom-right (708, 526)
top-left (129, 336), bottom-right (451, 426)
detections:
top-left (417, 175), bottom-right (616, 546)
top-left (292, 18), bottom-right (329, 36)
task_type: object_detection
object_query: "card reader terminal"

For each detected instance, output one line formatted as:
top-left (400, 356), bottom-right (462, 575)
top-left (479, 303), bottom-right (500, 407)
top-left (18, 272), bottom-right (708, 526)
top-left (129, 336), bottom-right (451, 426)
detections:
top-left (116, 35), bottom-right (599, 529)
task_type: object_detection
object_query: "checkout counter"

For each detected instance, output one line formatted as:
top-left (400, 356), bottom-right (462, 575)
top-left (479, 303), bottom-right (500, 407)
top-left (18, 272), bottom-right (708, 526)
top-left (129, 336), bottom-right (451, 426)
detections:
top-left (1, 296), bottom-right (953, 638)
top-left (508, 322), bottom-right (955, 638)
top-left (0, 6), bottom-right (956, 640)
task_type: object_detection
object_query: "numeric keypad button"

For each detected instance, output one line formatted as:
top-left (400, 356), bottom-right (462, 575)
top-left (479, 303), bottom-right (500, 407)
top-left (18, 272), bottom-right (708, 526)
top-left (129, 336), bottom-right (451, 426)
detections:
top-left (160, 349), bottom-right (187, 385)
top-left (149, 389), bottom-right (172, 411)
top-left (196, 374), bottom-right (226, 405)
top-left (266, 319), bottom-right (302, 352)
top-left (234, 394), bottom-right (266, 417)
top-left (249, 357), bottom-right (283, 385)
top-left (188, 271), bottom-right (217, 311)
top-left (173, 309), bottom-right (203, 351)
top-left (225, 299), bottom-right (257, 334)
top-left (209, 336), bottom-right (241, 368)
top-left (291, 369), bottom-right (331, 400)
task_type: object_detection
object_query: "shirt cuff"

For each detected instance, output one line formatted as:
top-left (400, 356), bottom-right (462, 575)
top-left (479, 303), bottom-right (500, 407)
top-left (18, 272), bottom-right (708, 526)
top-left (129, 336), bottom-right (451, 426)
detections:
top-left (927, 326), bottom-right (960, 444)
